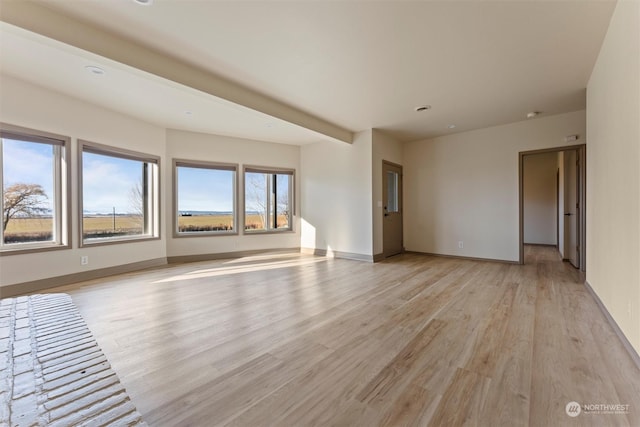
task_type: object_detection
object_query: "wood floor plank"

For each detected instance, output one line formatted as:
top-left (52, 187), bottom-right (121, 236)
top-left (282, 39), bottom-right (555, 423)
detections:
top-left (36, 246), bottom-right (640, 427)
top-left (376, 381), bottom-right (441, 427)
top-left (463, 280), bottom-right (518, 378)
top-left (590, 318), bottom-right (640, 427)
top-left (478, 275), bottom-right (537, 427)
top-left (357, 318), bottom-right (447, 404)
top-left (226, 326), bottom-right (399, 426)
top-left (428, 367), bottom-right (492, 427)
top-left (529, 261), bottom-right (576, 426)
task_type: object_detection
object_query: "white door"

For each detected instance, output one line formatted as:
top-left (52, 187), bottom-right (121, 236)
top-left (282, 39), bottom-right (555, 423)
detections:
top-left (383, 162), bottom-right (403, 257)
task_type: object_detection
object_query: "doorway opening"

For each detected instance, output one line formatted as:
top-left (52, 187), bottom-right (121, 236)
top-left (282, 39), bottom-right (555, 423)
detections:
top-left (519, 144), bottom-right (586, 271)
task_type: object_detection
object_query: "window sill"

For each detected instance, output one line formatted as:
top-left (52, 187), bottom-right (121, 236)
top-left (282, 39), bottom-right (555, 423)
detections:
top-left (174, 231), bottom-right (239, 238)
top-left (80, 235), bottom-right (160, 248)
top-left (0, 242), bottom-right (69, 256)
top-left (243, 229), bottom-right (295, 235)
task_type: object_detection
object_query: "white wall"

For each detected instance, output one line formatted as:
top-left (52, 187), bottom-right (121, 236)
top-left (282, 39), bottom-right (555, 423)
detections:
top-left (165, 129), bottom-right (300, 257)
top-left (0, 76), bottom-right (167, 289)
top-left (0, 77), bottom-right (303, 290)
top-left (372, 129), bottom-right (403, 257)
top-left (586, 0), bottom-right (640, 353)
top-left (403, 110), bottom-right (586, 262)
top-left (523, 152), bottom-right (557, 245)
top-left (300, 130), bottom-right (373, 259)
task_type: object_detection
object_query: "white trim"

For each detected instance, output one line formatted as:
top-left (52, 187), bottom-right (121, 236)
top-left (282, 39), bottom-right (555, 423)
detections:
top-left (301, 247), bottom-right (374, 263)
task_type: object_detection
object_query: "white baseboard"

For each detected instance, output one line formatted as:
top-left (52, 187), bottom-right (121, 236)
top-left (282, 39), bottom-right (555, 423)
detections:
top-left (300, 247), bottom-right (374, 262)
top-left (167, 247), bottom-right (300, 264)
top-left (1, 257), bottom-right (167, 298)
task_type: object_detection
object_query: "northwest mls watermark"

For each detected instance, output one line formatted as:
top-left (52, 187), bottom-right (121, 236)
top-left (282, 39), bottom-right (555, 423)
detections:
top-left (566, 401), bottom-right (630, 417)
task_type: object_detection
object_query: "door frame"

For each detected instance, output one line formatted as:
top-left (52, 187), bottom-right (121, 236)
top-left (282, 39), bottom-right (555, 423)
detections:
top-left (518, 144), bottom-right (586, 270)
top-left (556, 167), bottom-right (560, 251)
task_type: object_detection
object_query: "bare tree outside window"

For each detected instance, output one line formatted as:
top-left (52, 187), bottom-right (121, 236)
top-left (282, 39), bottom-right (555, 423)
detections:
top-left (3, 183), bottom-right (48, 232)
top-left (244, 170), bottom-right (293, 231)
top-left (245, 172), bottom-right (267, 230)
top-left (128, 181), bottom-right (144, 230)
top-left (1, 131), bottom-right (66, 250)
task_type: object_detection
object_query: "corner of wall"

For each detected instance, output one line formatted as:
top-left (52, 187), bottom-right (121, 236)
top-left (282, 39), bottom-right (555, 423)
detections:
top-left (300, 131), bottom-right (374, 258)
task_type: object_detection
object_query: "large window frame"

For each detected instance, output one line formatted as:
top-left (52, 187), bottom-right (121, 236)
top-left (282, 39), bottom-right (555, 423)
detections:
top-left (243, 166), bottom-right (295, 233)
top-left (0, 123), bottom-right (71, 255)
top-left (173, 159), bottom-right (238, 237)
top-left (78, 140), bottom-right (160, 247)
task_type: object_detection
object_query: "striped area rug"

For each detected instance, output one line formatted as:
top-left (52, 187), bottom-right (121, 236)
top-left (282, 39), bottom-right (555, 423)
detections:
top-left (0, 293), bottom-right (146, 426)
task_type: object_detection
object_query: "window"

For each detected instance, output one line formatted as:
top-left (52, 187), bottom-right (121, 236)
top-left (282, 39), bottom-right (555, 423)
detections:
top-left (1, 124), bottom-right (70, 254)
top-left (244, 167), bottom-right (294, 232)
top-left (174, 160), bottom-right (237, 236)
top-left (386, 170), bottom-right (400, 213)
top-left (79, 141), bottom-right (159, 245)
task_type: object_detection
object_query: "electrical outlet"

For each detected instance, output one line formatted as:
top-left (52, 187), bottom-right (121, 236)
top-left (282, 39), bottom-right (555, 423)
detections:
top-left (458, 241), bottom-right (464, 249)
top-left (81, 256), bottom-right (89, 266)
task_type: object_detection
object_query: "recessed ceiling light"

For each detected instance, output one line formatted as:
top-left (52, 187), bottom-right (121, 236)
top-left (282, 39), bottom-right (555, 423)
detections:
top-left (526, 111), bottom-right (540, 119)
top-left (85, 65), bottom-right (105, 76)
top-left (447, 124), bottom-right (456, 129)
top-left (415, 105), bottom-right (432, 112)
top-left (133, 0), bottom-right (153, 5)
top-left (185, 111), bottom-right (193, 116)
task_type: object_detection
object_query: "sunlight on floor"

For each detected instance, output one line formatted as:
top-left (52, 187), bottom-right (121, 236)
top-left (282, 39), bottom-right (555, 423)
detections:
top-left (152, 255), bottom-right (327, 284)
top-left (222, 252), bottom-right (305, 264)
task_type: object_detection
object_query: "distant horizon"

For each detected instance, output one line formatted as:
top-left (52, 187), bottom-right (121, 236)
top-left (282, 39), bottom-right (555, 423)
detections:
top-left (10, 209), bottom-right (262, 218)
top-left (3, 138), bottom-right (277, 218)
top-left (83, 210), bottom-right (259, 216)
top-left (83, 210), bottom-right (243, 215)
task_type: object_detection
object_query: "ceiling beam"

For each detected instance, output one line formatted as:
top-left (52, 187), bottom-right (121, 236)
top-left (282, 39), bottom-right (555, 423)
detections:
top-left (0, 1), bottom-right (354, 144)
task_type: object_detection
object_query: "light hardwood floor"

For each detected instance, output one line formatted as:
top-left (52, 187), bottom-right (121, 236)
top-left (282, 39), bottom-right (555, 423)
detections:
top-left (46, 246), bottom-right (640, 426)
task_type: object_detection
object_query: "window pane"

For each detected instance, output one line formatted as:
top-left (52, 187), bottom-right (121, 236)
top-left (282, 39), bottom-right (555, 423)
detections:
top-left (275, 174), bottom-right (290, 229)
top-left (387, 171), bottom-right (399, 213)
top-left (2, 138), bottom-right (55, 244)
top-left (82, 151), bottom-right (146, 240)
top-left (177, 166), bottom-right (235, 233)
top-left (245, 172), bottom-right (268, 231)
top-left (244, 170), bottom-right (293, 232)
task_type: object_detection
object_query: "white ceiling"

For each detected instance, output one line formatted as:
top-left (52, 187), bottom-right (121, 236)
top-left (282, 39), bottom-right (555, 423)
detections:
top-left (0, 0), bottom-right (616, 144)
top-left (0, 24), bottom-right (330, 145)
